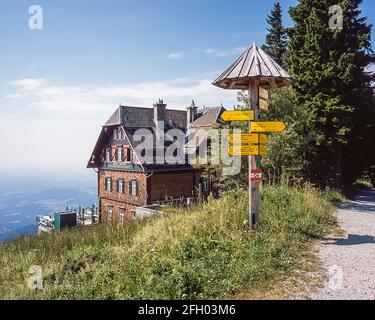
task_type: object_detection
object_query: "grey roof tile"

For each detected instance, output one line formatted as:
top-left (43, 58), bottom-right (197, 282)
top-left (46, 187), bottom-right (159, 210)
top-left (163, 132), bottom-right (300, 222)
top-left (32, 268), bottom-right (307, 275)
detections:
top-left (213, 43), bottom-right (292, 90)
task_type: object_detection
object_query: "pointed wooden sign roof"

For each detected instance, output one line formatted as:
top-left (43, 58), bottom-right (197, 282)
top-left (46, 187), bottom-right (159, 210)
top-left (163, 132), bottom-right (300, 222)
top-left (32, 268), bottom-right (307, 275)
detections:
top-left (212, 43), bottom-right (292, 90)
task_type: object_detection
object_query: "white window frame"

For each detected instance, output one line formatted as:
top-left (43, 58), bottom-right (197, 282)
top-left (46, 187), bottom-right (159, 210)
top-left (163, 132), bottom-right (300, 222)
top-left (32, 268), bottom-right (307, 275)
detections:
top-left (130, 179), bottom-right (138, 196)
top-left (116, 147), bottom-right (123, 162)
top-left (118, 178), bottom-right (124, 193)
top-left (119, 208), bottom-right (125, 224)
top-left (107, 206), bottom-right (113, 222)
top-left (106, 177), bottom-right (112, 191)
top-left (105, 148), bottom-right (111, 162)
top-left (119, 128), bottom-right (124, 140)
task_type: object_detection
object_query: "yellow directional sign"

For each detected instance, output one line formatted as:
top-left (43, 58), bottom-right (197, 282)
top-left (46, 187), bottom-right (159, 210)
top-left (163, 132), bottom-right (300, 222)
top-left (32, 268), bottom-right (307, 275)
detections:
top-left (229, 145), bottom-right (267, 156)
top-left (250, 122), bottom-right (286, 133)
top-left (229, 133), bottom-right (267, 145)
top-left (259, 87), bottom-right (269, 100)
top-left (259, 99), bottom-right (269, 111)
top-left (221, 110), bottom-right (255, 122)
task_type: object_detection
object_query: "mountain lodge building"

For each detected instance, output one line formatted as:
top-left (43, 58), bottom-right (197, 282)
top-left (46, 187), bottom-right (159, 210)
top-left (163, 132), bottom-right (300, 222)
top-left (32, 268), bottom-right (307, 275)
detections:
top-left (87, 100), bottom-right (225, 224)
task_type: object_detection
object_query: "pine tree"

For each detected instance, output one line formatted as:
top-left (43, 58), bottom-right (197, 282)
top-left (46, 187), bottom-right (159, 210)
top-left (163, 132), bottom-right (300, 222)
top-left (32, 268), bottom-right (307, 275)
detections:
top-left (262, 2), bottom-right (287, 66)
top-left (286, 0), bottom-right (375, 187)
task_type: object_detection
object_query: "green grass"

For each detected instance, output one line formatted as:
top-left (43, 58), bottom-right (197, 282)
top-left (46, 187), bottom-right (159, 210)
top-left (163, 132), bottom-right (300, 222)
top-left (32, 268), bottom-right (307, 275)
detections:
top-left (319, 187), bottom-right (347, 203)
top-left (0, 185), bottom-right (337, 300)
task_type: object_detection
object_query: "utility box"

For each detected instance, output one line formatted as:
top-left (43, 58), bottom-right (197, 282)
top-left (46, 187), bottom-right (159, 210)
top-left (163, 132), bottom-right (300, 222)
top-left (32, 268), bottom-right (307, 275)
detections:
top-left (54, 212), bottom-right (77, 231)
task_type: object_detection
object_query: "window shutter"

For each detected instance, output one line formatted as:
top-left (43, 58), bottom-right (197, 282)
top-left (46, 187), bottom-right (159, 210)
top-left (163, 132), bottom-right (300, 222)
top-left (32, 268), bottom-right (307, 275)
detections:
top-left (129, 180), bottom-right (132, 194)
top-left (116, 179), bottom-right (119, 192)
top-left (110, 178), bottom-right (112, 192)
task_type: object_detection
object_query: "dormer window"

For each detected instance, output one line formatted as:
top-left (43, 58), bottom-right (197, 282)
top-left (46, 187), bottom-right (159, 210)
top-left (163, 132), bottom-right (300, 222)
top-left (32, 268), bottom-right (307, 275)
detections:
top-left (119, 128), bottom-right (124, 140)
top-left (116, 147), bottom-right (123, 162)
top-left (105, 148), bottom-right (111, 162)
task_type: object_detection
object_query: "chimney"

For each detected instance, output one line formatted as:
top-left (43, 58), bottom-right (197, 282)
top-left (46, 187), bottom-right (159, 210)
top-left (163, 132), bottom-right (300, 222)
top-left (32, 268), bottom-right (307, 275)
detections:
top-left (187, 100), bottom-right (198, 127)
top-left (154, 99), bottom-right (166, 128)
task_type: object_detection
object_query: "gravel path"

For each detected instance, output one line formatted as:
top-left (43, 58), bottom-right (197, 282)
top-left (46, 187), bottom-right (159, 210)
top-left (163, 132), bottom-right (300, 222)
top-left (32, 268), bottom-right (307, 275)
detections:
top-left (309, 189), bottom-right (375, 300)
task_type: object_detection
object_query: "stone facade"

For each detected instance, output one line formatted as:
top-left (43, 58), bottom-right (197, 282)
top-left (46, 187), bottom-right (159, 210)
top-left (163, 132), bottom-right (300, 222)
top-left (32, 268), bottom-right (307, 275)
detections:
top-left (99, 170), bottom-right (147, 206)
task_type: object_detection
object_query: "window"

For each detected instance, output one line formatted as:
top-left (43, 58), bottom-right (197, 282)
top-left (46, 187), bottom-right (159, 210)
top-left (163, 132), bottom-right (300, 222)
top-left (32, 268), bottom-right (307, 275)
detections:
top-left (116, 147), bottom-right (123, 162)
top-left (107, 206), bottom-right (113, 222)
top-left (119, 128), bottom-right (124, 140)
top-left (129, 179), bottom-right (139, 196)
top-left (113, 129), bottom-right (118, 140)
top-left (126, 148), bottom-right (131, 162)
top-left (105, 177), bottom-right (112, 191)
top-left (105, 148), bottom-right (111, 162)
top-left (117, 178), bottom-right (124, 193)
top-left (203, 180), bottom-right (209, 192)
top-left (131, 210), bottom-right (136, 220)
top-left (119, 208), bottom-right (125, 224)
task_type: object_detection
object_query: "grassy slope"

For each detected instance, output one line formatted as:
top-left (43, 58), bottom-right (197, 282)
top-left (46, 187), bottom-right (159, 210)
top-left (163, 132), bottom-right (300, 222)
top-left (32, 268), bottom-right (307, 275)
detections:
top-left (0, 185), bottom-right (337, 300)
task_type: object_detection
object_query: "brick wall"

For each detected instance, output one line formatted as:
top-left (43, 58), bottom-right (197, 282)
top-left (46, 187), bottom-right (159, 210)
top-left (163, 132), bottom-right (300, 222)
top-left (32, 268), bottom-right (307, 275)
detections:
top-left (99, 168), bottom-right (202, 224)
top-left (99, 170), bottom-right (147, 206)
top-left (100, 198), bottom-right (136, 224)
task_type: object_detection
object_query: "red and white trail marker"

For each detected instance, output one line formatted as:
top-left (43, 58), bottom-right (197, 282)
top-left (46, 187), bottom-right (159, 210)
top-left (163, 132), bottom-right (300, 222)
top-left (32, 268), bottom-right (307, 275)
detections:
top-left (250, 169), bottom-right (263, 183)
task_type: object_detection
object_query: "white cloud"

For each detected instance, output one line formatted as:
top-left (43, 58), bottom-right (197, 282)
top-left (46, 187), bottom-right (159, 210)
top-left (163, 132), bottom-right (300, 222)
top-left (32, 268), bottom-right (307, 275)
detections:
top-left (3, 76), bottom-right (239, 172)
top-left (166, 52), bottom-right (185, 60)
top-left (204, 48), bottom-right (217, 54)
top-left (204, 47), bottom-right (246, 58)
top-left (166, 47), bottom-right (247, 60)
top-left (6, 77), bottom-right (238, 116)
top-left (8, 78), bottom-right (46, 90)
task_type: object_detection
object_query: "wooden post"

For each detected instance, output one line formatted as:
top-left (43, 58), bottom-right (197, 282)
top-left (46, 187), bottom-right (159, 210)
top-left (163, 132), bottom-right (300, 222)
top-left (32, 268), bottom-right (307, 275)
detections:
top-left (249, 79), bottom-right (260, 230)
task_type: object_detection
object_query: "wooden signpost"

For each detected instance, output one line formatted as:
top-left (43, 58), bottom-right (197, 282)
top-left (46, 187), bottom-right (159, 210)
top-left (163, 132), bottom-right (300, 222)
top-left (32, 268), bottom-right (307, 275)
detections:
top-left (228, 145), bottom-right (267, 156)
top-left (213, 42), bottom-right (292, 231)
top-left (221, 104), bottom-right (287, 230)
top-left (259, 87), bottom-right (269, 111)
top-left (221, 110), bottom-right (255, 121)
top-left (259, 99), bottom-right (269, 111)
top-left (259, 87), bottom-right (269, 100)
top-left (250, 121), bottom-right (286, 133)
top-left (229, 133), bottom-right (267, 145)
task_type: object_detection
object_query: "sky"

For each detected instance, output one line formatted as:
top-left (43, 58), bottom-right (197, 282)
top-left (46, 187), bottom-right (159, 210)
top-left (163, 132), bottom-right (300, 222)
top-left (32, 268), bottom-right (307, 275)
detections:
top-left (0, 0), bottom-right (374, 177)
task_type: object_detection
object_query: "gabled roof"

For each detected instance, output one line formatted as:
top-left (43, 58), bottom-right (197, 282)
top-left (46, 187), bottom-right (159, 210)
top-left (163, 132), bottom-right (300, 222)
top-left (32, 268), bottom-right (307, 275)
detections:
top-left (212, 43), bottom-right (292, 90)
top-left (104, 106), bottom-right (186, 130)
top-left (190, 106), bottom-right (226, 129)
top-left (88, 103), bottom-right (225, 171)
